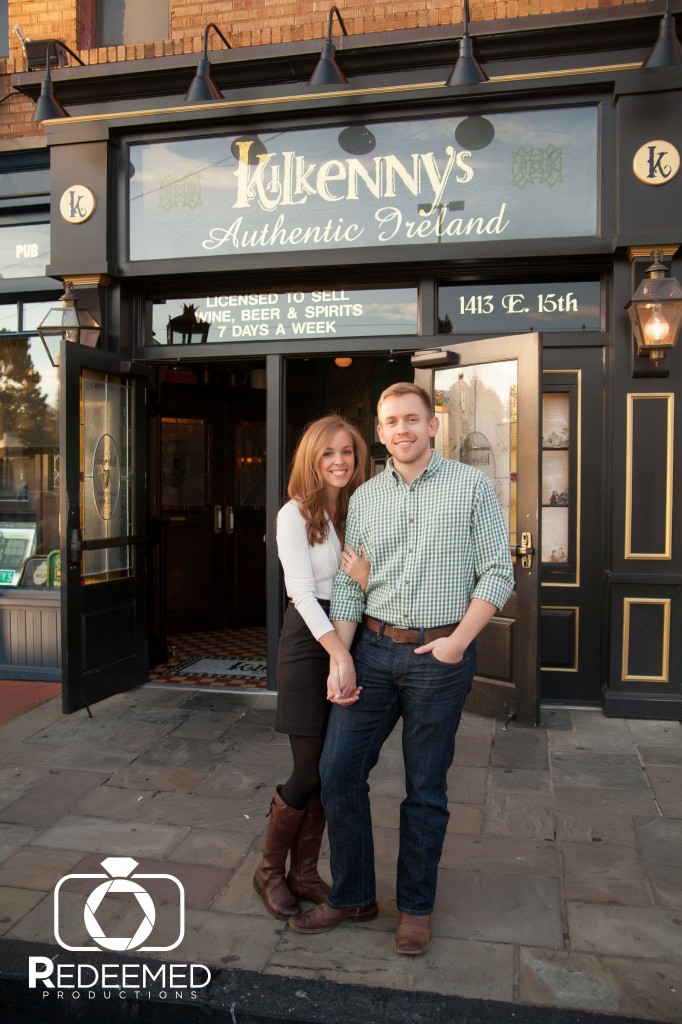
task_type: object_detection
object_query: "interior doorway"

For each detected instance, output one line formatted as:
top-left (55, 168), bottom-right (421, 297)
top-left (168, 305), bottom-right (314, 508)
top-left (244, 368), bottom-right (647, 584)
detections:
top-left (148, 360), bottom-right (267, 684)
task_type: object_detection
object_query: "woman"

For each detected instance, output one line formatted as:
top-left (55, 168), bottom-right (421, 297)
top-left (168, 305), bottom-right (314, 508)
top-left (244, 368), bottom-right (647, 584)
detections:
top-left (253, 415), bottom-right (369, 919)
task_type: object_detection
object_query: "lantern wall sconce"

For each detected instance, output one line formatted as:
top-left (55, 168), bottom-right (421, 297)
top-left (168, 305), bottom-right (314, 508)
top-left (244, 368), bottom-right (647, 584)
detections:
top-left (167, 304), bottom-right (210, 345)
top-left (37, 281), bottom-right (101, 367)
top-left (626, 248), bottom-right (682, 376)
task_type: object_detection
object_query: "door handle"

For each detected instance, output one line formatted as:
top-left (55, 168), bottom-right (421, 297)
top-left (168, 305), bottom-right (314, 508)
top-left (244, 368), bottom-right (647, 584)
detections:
top-left (225, 506), bottom-right (234, 534)
top-left (514, 531), bottom-right (535, 568)
top-left (214, 505), bottom-right (223, 533)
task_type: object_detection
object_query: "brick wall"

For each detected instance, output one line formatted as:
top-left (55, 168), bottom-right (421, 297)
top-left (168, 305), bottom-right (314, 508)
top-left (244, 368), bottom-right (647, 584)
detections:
top-left (0, 0), bottom-right (643, 144)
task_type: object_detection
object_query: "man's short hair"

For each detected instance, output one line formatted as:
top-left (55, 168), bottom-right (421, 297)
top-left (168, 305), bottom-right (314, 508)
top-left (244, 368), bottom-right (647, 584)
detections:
top-left (377, 382), bottom-right (434, 418)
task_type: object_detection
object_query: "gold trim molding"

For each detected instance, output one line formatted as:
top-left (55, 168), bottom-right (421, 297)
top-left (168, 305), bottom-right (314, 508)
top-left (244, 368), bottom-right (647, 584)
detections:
top-left (540, 605), bottom-right (579, 672)
top-left (627, 245), bottom-right (680, 261)
top-left (621, 597), bottom-right (671, 683)
top-left (625, 393), bottom-right (674, 560)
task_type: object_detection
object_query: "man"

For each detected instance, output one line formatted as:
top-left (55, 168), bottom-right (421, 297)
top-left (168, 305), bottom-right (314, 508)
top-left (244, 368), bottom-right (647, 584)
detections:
top-left (288, 382), bottom-right (514, 955)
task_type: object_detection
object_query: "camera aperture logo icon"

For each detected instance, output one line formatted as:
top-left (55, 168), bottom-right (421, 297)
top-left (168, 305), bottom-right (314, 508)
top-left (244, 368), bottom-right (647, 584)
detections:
top-left (54, 856), bottom-right (185, 953)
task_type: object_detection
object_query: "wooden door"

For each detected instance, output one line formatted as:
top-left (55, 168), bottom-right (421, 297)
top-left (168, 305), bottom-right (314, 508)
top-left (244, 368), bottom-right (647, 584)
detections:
top-left (414, 334), bottom-right (541, 726)
top-left (61, 345), bottom-right (148, 713)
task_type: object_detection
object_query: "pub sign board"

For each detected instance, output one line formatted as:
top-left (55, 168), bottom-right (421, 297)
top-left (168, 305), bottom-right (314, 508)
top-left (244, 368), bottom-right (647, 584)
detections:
top-left (129, 107), bottom-right (598, 261)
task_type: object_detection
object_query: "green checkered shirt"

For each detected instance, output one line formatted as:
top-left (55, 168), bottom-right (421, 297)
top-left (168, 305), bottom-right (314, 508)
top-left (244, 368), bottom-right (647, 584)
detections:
top-left (331, 450), bottom-right (514, 628)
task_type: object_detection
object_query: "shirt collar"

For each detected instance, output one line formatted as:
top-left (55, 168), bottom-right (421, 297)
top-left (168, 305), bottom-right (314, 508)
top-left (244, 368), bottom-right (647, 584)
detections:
top-left (385, 448), bottom-right (442, 485)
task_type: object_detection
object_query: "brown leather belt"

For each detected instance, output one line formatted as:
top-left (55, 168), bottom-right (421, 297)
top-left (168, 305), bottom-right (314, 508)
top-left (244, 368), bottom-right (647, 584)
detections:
top-left (363, 615), bottom-right (457, 645)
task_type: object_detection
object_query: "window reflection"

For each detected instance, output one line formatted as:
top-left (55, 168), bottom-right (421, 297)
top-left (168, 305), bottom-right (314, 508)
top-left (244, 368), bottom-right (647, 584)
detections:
top-left (0, 337), bottom-right (59, 587)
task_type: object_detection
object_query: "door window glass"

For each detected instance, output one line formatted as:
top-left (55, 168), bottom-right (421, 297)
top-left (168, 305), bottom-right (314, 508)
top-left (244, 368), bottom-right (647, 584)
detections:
top-left (80, 371), bottom-right (132, 582)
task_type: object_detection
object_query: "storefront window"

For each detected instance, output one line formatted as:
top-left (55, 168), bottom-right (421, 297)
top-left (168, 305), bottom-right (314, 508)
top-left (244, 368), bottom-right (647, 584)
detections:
top-left (151, 288), bottom-right (418, 345)
top-left (0, 336), bottom-right (59, 588)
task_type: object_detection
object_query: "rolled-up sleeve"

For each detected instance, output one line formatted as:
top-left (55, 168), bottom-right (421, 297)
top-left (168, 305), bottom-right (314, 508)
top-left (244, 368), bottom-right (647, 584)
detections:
top-left (470, 474), bottom-right (515, 610)
top-left (277, 503), bottom-right (335, 640)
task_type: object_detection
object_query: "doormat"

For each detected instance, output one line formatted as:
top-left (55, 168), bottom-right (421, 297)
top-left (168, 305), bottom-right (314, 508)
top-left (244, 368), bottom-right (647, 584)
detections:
top-left (168, 656), bottom-right (268, 680)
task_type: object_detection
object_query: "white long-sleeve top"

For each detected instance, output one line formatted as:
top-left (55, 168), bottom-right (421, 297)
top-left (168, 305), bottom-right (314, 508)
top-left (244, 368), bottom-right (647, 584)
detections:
top-left (277, 499), bottom-right (340, 641)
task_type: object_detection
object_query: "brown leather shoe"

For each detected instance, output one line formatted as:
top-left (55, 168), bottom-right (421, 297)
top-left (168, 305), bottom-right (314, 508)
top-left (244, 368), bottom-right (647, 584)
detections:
top-left (288, 900), bottom-right (379, 934)
top-left (395, 912), bottom-right (432, 955)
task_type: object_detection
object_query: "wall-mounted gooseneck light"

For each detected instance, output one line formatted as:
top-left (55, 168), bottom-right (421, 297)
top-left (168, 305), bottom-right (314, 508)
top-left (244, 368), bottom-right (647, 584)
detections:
top-left (626, 250), bottom-right (682, 368)
top-left (308, 6), bottom-right (349, 86)
top-left (642, 0), bottom-right (682, 68)
top-left (37, 281), bottom-right (101, 367)
top-left (33, 40), bottom-right (84, 122)
top-left (185, 23), bottom-right (232, 103)
top-left (446, 0), bottom-right (488, 86)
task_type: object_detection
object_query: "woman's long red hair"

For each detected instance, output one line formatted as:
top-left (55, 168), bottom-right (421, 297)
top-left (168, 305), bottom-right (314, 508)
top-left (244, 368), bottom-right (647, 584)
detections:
top-left (287, 415), bottom-right (367, 546)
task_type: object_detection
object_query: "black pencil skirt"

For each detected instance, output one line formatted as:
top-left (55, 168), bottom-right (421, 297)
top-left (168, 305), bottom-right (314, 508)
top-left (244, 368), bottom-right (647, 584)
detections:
top-left (275, 602), bottom-right (331, 736)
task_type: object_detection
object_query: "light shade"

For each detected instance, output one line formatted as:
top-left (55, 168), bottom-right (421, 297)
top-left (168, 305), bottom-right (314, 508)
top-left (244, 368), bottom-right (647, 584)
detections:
top-left (185, 23), bottom-right (232, 103)
top-left (626, 252), bottom-right (682, 364)
top-left (642, 0), bottom-right (682, 69)
top-left (308, 6), bottom-right (349, 86)
top-left (37, 282), bottom-right (100, 367)
top-left (32, 40), bottom-right (84, 122)
top-left (445, 1), bottom-right (488, 87)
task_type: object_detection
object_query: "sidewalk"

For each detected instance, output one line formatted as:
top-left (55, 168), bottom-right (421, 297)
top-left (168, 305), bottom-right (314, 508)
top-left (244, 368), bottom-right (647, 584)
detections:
top-left (0, 682), bottom-right (680, 1023)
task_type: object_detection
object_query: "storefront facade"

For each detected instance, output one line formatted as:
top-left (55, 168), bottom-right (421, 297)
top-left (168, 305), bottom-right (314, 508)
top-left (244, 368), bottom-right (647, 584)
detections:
top-left (3, 5), bottom-right (681, 721)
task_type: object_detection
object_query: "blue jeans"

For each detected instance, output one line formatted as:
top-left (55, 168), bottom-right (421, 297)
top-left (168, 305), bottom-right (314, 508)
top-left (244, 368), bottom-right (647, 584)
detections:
top-left (320, 627), bottom-right (475, 915)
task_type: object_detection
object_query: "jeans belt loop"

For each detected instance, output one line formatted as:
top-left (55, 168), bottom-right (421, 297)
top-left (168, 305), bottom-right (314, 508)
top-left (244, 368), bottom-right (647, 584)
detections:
top-left (378, 621), bottom-right (385, 639)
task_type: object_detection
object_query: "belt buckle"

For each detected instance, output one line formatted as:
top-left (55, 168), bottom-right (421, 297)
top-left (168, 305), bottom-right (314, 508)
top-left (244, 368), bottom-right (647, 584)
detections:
top-left (391, 626), bottom-right (412, 644)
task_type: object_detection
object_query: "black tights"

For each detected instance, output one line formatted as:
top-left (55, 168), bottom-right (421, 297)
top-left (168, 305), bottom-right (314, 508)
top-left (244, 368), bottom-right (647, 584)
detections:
top-left (279, 734), bottom-right (326, 811)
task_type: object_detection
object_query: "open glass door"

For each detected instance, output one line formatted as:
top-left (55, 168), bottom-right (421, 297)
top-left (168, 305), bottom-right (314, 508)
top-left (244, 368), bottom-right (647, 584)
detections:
top-left (414, 334), bottom-right (541, 725)
top-left (60, 343), bottom-right (148, 714)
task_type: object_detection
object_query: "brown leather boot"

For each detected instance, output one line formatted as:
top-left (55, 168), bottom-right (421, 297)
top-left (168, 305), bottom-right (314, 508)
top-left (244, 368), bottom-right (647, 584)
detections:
top-left (253, 787), bottom-right (304, 919)
top-left (286, 791), bottom-right (331, 903)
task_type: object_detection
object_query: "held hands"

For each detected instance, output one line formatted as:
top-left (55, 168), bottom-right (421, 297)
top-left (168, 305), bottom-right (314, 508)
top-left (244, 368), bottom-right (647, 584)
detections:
top-left (341, 545), bottom-right (370, 591)
top-left (327, 658), bottom-right (362, 706)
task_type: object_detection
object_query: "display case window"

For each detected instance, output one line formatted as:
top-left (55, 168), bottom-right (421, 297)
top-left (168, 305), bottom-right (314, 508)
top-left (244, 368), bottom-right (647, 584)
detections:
top-left (541, 381), bottom-right (579, 584)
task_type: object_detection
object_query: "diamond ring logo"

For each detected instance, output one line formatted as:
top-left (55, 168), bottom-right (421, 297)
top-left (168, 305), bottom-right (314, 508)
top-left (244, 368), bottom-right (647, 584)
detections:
top-left (54, 857), bottom-right (185, 953)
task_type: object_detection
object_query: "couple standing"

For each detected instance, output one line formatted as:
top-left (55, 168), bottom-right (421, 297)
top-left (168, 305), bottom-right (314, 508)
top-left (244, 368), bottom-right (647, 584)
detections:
top-left (253, 382), bottom-right (514, 955)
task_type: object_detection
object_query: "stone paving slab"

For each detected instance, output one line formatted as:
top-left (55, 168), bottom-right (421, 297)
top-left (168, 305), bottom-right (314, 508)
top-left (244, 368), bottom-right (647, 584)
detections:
top-left (40, 743), bottom-right (141, 773)
top-left (635, 816), bottom-right (682, 866)
top-left (0, 846), bottom-right (86, 892)
top-left (560, 841), bottom-right (650, 906)
top-left (0, 823), bottom-right (39, 864)
top-left (30, 814), bottom-right (189, 858)
top-left (0, 886), bottom-right (47, 936)
top-left (73, 783), bottom-right (158, 820)
top-left (132, 791), bottom-right (266, 834)
top-left (0, 769), bottom-right (111, 829)
top-left (434, 869), bottom-right (565, 948)
top-left (567, 902), bottom-right (682, 960)
top-left (484, 791), bottom-right (555, 839)
top-left (554, 783), bottom-right (659, 817)
top-left (518, 946), bottom-right (682, 1023)
top-left (107, 763), bottom-right (210, 793)
top-left (439, 833), bottom-right (559, 877)
top-left (646, 862), bottom-right (682, 910)
top-left (626, 720), bottom-right (682, 746)
top-left (490, 729), bottom-right (549, 770)
top-left (638, 744), bottom-right (682, 765)
top-left (555, 811), bottom-right (638, 846)
top-left (192, 758), bottom-right (281, 798)
top-left (167, 828), bottom-right (257, 871)
top-left (644, 765), bottom-right (682, 817)
top-left (551, 751), bottom-right (651, 789)
top-left (270, 927), bottom-right (515, 1000)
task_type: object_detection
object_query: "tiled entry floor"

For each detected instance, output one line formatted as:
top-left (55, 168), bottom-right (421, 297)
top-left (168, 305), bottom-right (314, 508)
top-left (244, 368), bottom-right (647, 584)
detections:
top-left (147, 627), bottom-right (268, 689)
